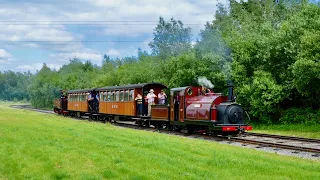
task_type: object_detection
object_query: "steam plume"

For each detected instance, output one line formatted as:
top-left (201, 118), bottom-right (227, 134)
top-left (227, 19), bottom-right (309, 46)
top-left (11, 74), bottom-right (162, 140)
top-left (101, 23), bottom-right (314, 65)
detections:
top-left (197, 76), bottom-right (214, 88)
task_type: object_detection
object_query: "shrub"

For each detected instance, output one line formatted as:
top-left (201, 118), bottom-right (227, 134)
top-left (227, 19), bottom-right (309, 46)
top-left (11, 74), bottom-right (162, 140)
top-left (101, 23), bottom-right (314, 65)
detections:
top-left (279, 107), bottom-right (320, 125)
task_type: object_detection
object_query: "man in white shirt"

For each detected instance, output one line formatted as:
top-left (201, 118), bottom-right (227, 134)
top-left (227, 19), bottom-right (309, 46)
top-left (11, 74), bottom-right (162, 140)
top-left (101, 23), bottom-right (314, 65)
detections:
top-left (147, 89), bottom-right (157, 116)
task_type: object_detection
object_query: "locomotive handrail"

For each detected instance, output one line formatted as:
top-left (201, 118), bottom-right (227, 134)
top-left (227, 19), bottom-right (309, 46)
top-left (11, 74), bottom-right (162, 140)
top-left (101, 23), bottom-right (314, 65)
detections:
top-left (244, 110), bottom-right (251, 124)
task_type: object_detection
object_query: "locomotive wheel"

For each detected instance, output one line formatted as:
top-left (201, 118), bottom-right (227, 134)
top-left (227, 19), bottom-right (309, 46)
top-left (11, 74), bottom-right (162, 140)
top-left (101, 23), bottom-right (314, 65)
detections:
top-left (174, 125), bottom-right (182, 132)
top-left (99, 116), bottom-right (106, 123)
top-left (144, 121), bottom-right (150, 128)
top-left (76, 112), bottom-right (81, 119)
top-left (186, 125), bottom-right (196, 134)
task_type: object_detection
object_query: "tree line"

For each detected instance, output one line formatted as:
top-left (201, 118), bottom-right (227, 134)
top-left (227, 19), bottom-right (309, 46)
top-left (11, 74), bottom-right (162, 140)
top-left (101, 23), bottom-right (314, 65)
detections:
top-left (1, 0), bottom-right (319, 124)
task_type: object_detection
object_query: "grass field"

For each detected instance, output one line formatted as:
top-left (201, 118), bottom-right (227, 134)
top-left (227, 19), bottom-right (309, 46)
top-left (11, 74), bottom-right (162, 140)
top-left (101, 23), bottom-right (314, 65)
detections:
top-left (252, 124), bottom-right (320, 139)
top-left (0, 102), bottom-right (319, 179)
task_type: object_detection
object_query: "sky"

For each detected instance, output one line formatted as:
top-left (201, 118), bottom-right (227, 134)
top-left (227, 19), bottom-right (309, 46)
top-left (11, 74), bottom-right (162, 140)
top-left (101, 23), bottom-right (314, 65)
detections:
top-left (0, 0), bottom-right (228, 73)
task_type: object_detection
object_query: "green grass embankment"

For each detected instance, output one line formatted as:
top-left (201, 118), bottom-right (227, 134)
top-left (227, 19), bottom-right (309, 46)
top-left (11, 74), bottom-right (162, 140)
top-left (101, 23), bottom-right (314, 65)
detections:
top-left (0, 102), bottom-right (319, 179)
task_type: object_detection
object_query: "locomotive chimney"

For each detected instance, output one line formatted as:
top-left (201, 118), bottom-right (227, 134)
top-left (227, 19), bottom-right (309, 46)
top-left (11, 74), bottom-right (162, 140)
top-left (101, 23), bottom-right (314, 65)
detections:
top-left (227, 80), bottom-right (234, 102)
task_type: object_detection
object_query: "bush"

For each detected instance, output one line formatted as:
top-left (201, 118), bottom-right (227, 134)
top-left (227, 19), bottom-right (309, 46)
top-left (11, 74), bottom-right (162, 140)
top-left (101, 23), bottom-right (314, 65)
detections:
top-left (279, 108), bottom-right (320, 125)
top-left (236, 70), bottom-right (284, 124)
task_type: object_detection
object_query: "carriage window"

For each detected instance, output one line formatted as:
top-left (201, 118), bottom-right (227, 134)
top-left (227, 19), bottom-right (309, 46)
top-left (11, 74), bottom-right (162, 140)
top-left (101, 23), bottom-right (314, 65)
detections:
top-left (115, 91), bottom-right (120, 101)
top-left (99, 92), bottom-right (103, 102)
top-left (129, 90), bottom-right (134, 101)
top-left (106, 92), bottom-right (109, 101)
top-left (119, 91), bottom-right (124, 101)
top-left (110, 91), bottom-right (114, 101)
top-left (107, 92), bottom-right (111, 101)
top-left (102, 92), bottom-right (105, 101)
top-left (124, 90), bottom-right (129, 101)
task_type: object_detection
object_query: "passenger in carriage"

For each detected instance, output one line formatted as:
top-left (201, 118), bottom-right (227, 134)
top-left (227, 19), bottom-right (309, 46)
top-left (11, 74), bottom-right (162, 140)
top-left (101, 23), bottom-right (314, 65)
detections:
top-left (143, 95), bottom-right (148, 116)
top-left (87, 92), bottom-right (93, 111)
top-left (94, 92), bottom-right (99, 112)
top-left (158, 89), bottom-right (167, 105)
top-left (146, 89), bottom-right (157, 116)
top-left (135, 93), bottom-right (143, 116)
top-left (87, 92), bottom-right (93, 101)
top-left (95, 93), bottom-right (100, 101)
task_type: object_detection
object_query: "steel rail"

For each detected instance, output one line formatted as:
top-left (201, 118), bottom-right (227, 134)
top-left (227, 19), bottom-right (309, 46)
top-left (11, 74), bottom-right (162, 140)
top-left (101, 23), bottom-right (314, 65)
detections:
top-left (244, 132), bottom-right (320, 143)
top-left (231, 137), bottom-right (320, 153)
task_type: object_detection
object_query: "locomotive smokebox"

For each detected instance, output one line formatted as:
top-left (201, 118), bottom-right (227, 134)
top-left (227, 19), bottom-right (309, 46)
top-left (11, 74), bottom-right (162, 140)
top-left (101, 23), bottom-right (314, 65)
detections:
top-left (227, 80), bottom-right (234, 102)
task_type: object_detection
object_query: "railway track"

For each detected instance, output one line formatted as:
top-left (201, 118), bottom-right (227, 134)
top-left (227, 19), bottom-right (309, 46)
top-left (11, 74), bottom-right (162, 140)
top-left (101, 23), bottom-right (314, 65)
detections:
top-left (231, 137), bottom-right (320, 154)
top-left (9, 105), bottom-right (320, 157)
top-left (237, 132), bottom-right (320, 153)
top-left (9, 105), bottom-right (55, 114)
top-left (244, 132), bottom-right (320, 143)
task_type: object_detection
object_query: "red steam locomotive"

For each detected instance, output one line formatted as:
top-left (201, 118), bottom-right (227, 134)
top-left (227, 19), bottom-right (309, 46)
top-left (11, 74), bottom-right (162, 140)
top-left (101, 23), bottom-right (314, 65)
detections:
top-left (53, 82), bottom-right (252, 135)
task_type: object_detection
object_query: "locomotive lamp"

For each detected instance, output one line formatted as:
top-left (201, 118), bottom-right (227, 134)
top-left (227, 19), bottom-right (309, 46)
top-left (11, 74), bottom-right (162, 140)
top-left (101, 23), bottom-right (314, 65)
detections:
top-left (227, 80), bottom-right (234, 102)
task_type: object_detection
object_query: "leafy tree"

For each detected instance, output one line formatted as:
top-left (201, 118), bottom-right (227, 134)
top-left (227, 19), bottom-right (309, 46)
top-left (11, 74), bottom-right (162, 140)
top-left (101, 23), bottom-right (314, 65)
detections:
top-left (149, 17), bottom-right (192, 58)
top-left (28, 64), bottom-right (59, 108)
top-left (0, 71), bottom-right (31, 101)
top-left (210, 0), bottom-right (319, 122)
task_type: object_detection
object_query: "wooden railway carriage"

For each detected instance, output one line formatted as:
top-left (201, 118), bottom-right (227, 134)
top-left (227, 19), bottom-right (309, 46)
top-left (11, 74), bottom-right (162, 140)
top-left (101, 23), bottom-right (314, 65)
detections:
top-left (96, 83), bottom-right (167, 121)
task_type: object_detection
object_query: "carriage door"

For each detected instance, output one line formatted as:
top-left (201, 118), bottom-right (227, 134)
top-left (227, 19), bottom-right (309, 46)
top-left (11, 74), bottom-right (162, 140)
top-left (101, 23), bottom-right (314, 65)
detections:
top-left (173, 92), bottom-right (180, 121)
top-left (171, 90), bottom-right (184, 122)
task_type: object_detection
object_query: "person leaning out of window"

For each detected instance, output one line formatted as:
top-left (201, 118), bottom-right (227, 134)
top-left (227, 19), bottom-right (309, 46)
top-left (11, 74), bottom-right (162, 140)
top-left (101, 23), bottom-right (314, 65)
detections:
top-left (135, 93), bottom-right (143, 116)
top-left (158, 89), bottom-right (167, 105)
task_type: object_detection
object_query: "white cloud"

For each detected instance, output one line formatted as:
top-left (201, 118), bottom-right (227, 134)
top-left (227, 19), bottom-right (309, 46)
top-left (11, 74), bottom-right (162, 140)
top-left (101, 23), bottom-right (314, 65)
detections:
top-left (0, 0), bottom-right (229, 72)
top-left (16, 63), bottom-right (62, 73)
top-left (0, 49), bottom-right (13, 64)
top-left (84, 0), bottom-right (223, 36)
top-left (106, 49), bottom-right (121, 56)
top-left (49, 51), bottom-right (102, 63)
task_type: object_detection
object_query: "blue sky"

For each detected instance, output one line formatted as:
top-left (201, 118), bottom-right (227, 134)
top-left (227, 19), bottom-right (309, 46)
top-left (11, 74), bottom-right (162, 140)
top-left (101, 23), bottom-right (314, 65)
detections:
top-left (0, 0), bottom-right (227, 73)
